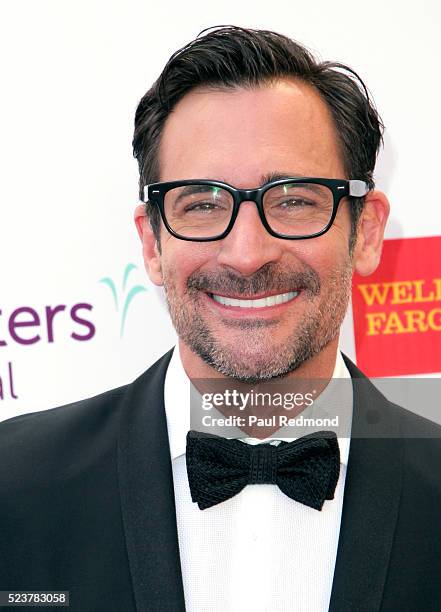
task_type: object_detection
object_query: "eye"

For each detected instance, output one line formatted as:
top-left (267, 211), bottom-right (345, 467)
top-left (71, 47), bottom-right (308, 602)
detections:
top-left (264, 183), bottom-right (327, 212)
top-left (270, 197), bottom-right (317, 211)
top-left (184, 200), bottom-right (226, 213)
top-left (278, 197), bottom-right (314, 208)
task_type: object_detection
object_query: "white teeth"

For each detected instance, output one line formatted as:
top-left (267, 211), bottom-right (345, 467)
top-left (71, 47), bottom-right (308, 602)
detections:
top-left (211, 291), bottom-right (298, 308)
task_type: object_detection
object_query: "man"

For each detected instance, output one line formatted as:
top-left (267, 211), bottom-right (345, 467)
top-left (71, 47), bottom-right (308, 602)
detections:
top-left (0, 26), bottom-right (440, 612)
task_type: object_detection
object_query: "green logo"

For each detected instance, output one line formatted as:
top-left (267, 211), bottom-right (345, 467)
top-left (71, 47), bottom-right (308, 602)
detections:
top-left (100, 263), bottom-right (148, 337)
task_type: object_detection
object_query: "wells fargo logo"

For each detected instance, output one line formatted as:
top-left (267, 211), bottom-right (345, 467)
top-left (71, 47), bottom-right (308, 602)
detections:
top-left (352, 236), bottom-right (441, 376)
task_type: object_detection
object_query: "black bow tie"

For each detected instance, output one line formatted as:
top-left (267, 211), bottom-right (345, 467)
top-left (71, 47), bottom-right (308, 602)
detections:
top-left (186, 430), bottom-right (340, 511)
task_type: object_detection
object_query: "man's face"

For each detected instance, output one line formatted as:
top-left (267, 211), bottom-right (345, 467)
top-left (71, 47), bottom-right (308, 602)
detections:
top-left (137, 80), bottom-right (378, 382)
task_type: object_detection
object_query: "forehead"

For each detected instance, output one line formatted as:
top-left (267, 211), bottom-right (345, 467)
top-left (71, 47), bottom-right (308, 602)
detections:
top-left (159, 79), bottom-right (345, 185)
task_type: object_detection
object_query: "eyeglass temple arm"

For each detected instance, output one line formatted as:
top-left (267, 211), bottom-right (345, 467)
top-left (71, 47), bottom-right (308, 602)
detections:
top-left (349, 180), bottom-right (368, 197)
top-left (143, 185), bottom-right (157, 202)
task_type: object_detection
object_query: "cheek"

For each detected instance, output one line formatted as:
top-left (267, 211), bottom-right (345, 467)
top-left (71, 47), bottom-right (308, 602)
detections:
top-left (333, 200), bottom-right (353, 237)
top-left (288, 234), bottom-right (351, 281)
top-left (161, 241), bottom-right (216, 287)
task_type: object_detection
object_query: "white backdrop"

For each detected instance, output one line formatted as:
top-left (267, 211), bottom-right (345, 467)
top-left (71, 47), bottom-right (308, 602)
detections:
top-left (1, 0), bottom-right (440, 421)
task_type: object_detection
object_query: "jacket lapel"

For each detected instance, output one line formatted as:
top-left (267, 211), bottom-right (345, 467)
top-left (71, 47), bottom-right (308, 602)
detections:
top-left (328, 356), bottom-right (403, 612)
top-left (117, 349), bottom-right (186, 612)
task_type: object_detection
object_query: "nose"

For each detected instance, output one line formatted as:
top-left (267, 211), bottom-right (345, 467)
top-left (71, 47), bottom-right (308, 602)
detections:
top-left (216, 200), bottom-right (284, 276)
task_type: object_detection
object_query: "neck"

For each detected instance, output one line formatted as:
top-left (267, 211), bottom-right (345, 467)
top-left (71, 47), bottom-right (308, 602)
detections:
top-left (178, 338), bottom-right (340, 439)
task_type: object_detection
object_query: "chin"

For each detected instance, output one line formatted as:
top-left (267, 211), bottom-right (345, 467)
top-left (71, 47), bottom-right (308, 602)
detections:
top-left (195, 341), bottom-right (312, 383)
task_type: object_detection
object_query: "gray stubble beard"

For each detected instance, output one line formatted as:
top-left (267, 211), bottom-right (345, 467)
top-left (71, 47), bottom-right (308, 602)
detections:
top-left (162, 261), bottom-right (353, 383)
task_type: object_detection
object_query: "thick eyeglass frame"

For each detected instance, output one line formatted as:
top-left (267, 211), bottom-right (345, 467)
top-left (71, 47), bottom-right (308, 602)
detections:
top-left (143, 177), bottom-right (368, 241)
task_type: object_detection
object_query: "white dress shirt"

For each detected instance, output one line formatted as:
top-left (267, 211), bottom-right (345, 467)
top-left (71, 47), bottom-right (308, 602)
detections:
top-left (164, 347), bottom-right (352, 612)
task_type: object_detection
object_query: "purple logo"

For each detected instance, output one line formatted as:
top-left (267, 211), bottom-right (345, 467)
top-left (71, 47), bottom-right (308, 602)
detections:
top-left (0, 303), bottom-right (95, 402)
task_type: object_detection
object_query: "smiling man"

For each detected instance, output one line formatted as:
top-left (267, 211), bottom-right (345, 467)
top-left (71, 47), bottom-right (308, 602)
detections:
top-left (135, 81), bottom-right (383, 384)
top-left (1, 26), bottom-right (441, 612)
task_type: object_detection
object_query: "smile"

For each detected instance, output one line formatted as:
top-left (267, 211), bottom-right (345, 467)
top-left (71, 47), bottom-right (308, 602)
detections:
top-left (209, 291), bottom-right (299, 308)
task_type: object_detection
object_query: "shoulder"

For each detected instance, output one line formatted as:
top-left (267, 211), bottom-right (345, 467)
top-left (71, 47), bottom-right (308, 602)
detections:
top-left (0, 348), bottom-right (174, 490)
top-left (343, 352), bottom-right (441, 432)
top-left (382, 398), bottom-right (441, 487)
top-left (0, 384), bottom-right (127, 434)
top-left (343, 352), bottom-right (441, 477)
top-left (0, 384), bottom-right (129, 490)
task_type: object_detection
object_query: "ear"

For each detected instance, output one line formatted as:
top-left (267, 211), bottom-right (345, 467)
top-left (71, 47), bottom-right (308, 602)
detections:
top-left (134, 203), bottom-right (163, 286)
top-left (352, 190), bottom-right (390, 276)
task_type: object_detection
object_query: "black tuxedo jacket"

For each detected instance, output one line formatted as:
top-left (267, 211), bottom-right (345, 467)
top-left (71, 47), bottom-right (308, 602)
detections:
top-left (1, 350), bottom-right (440, 611)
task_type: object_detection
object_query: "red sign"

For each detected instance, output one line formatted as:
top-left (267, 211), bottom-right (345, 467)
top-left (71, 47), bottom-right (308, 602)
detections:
top-left (352, 235), bottom-right (441, 376)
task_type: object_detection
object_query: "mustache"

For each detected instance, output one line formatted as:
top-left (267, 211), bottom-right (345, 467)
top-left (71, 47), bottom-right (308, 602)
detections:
top-left (187, 263), bottom-right (321, 296)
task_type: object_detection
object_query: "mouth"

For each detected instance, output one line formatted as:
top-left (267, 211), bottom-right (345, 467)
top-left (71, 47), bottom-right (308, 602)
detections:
top-left (207, 290), bottom-right (299, 309)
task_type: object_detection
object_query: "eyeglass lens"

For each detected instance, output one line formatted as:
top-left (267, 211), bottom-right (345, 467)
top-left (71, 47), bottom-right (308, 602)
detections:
top-left (163, 182), bottom-right (334, 238)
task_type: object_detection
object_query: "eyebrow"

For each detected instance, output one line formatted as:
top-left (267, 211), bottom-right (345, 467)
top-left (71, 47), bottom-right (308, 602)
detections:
top-left (236, 173), bottom-right (331, 198)
top-left (214, 172), bottom-right (305, 186)
top-left (175, 184), bottom-right (221, 202)
top-left (205, 172), bottom-right (305, 189)
top-left (259, 171), bottom-right (304, 184)
top-left (172, 184), bottom-right (225, 210)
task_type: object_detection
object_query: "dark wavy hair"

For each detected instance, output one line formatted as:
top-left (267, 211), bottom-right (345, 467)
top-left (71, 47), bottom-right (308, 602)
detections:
top-left (133, 26), bottom-right (384, 251)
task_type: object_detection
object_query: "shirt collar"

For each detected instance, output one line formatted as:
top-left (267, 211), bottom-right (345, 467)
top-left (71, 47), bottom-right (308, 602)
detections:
top-left (164, 346), bottom-right (352, 466)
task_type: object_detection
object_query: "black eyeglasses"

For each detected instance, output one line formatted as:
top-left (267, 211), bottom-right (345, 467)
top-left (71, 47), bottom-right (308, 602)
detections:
top-left (143, 177), bottom-right (368, 241)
